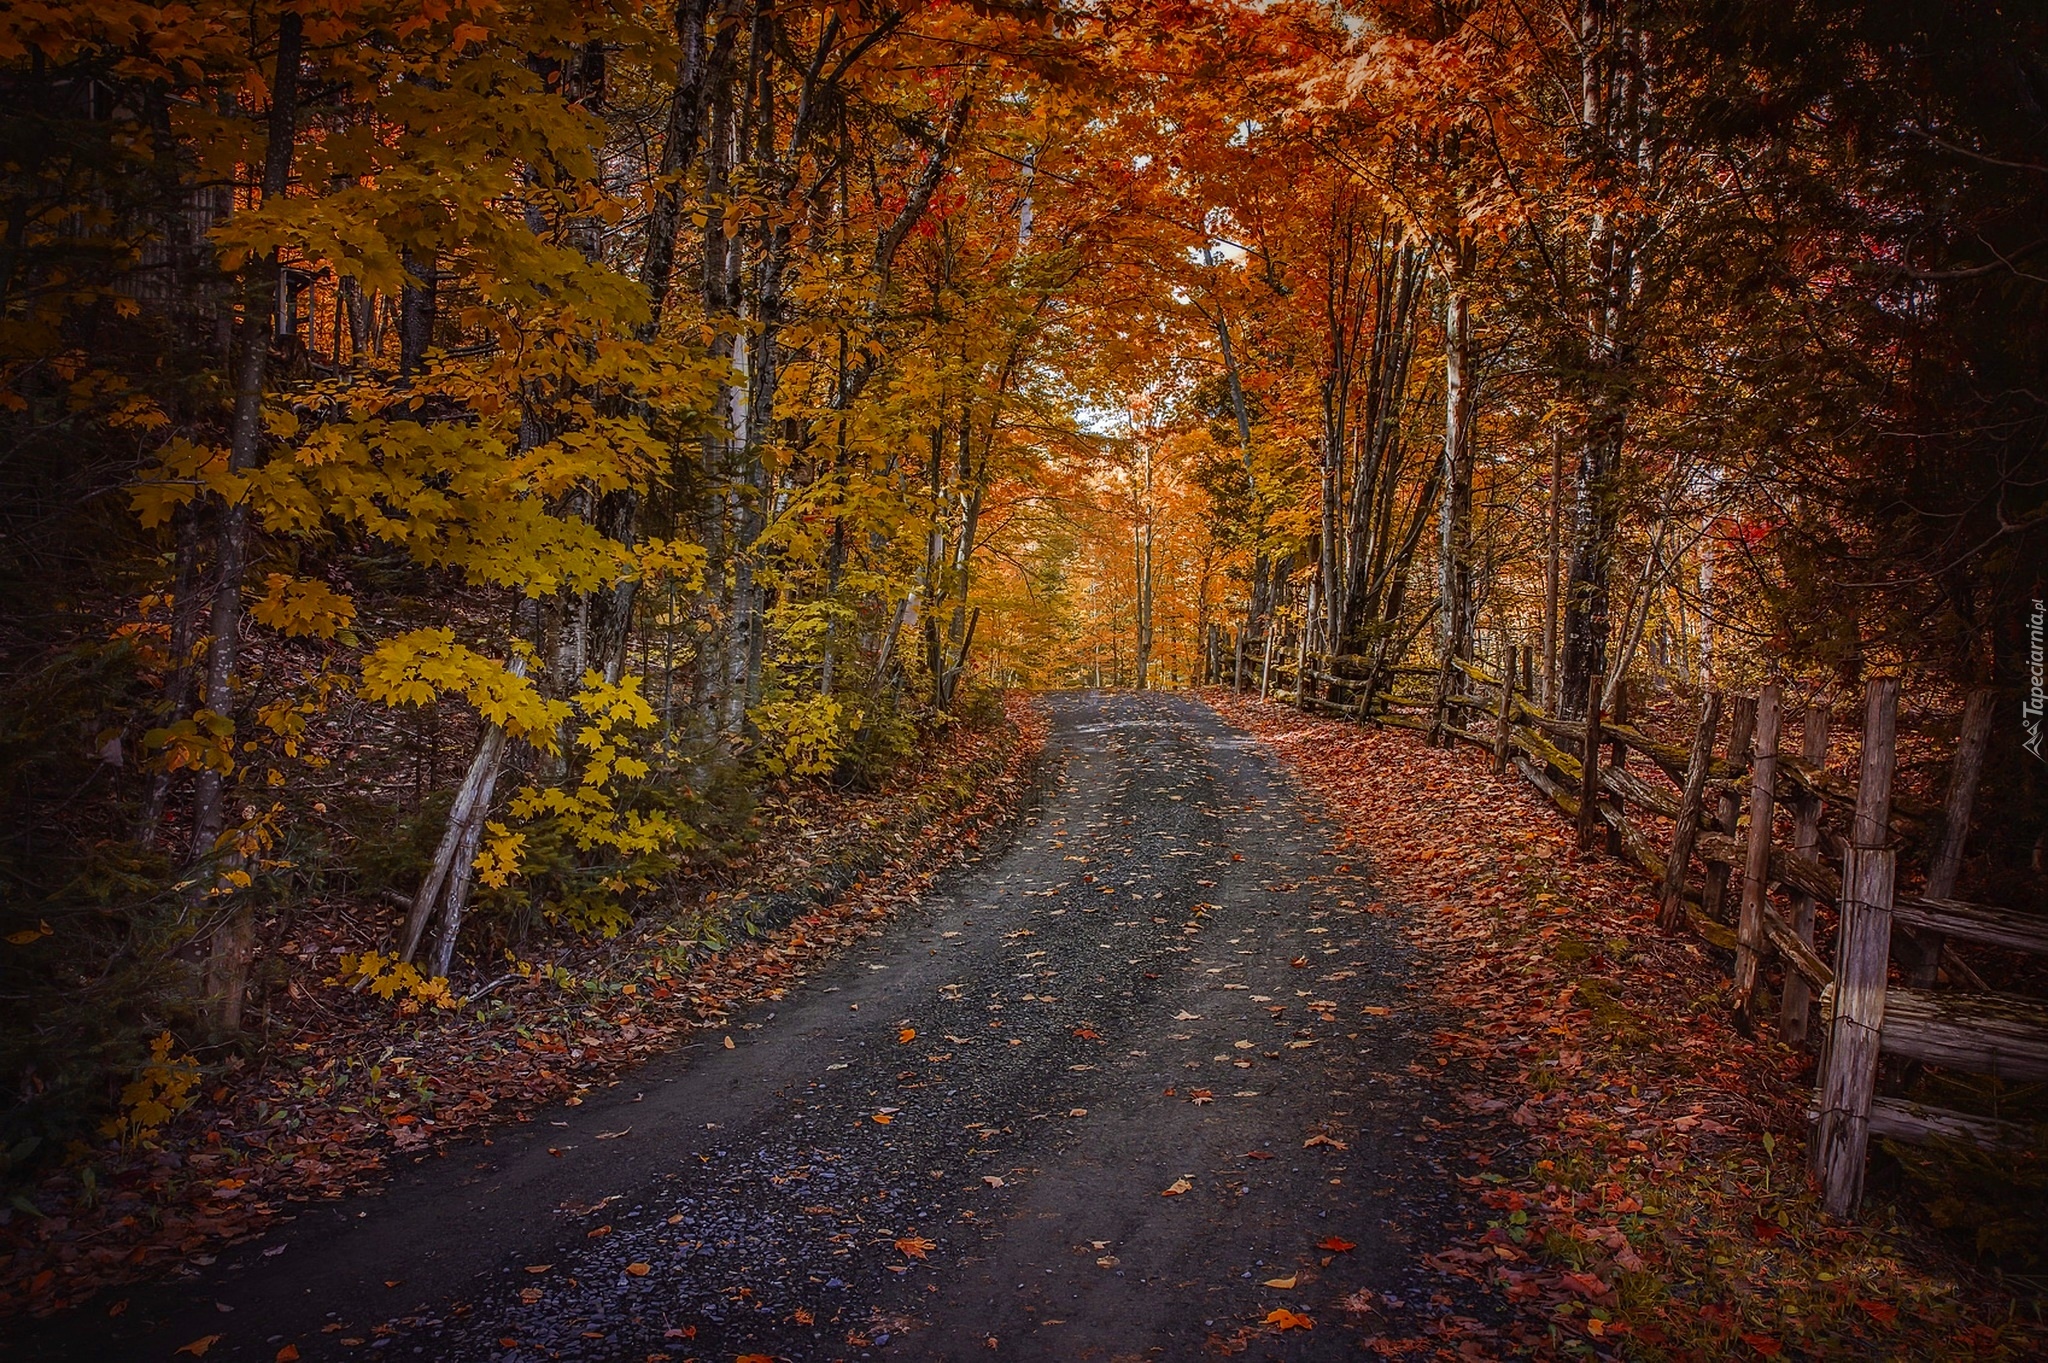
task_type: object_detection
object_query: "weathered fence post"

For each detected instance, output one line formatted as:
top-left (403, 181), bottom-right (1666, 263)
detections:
top-left (1577, 669), bottom-right (1603, 850)
top-left (1781, 703), bottom-right (1831, 1044)
top-left (1813, 676), bottom-right (1900, 1218)
top-left (1700, 695), bottom-right (1758, 922)
top-left (1908, 688), bottom-right (1996, 986)
top-left (1659, 691), bottom-right (1722, 931)
top-left (1492, 642), bottom-right (1514, 775)
top-left (1734, 681), bottom-right (1784, 1016)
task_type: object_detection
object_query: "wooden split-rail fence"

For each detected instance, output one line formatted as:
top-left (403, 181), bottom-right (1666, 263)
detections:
top-left (1270, 649), bottom-right (2044, 1218)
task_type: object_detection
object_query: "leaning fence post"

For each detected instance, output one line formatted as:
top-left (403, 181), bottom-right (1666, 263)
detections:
top-left (1701, 695), bottom-right (1758, 922)
top-left (1603, 678), bottom-right (1629, 854)
top-left (1733, 681), bottom-right (1784, 1016)
top-left (1577, 668), bottom-right (1603, 850)
top-left (1908, 688), bottom-right (1996, 986)
top-left (1781, 703), bottom-right (1831, 1044)
top-left (1659, 691), bottom-right (1722, 931)
top-left (1812, 676), bottom-right (1900, 1219)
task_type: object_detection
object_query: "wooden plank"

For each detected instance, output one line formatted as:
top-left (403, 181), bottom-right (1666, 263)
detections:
top-left (1782, 704), bottom-right (1830, 1046)
top-left (1693, 832), bottom-right (1839, 903)
top-left (1861, 1094), bottom-right (2035, 1151)
top-left (1735, 682), bottom-right (1784, 1014)
top-left (1910, 688), bottom-right (1996, 986)
top-left (1684, 907), bottom-right (1741, 952)
top-left (1516, 707), bottom-right (1719, 785)
top-left (1701, 696), bottom-right (1757, 924)
top-left (1776, 755), bottom-right (1938, 829)
top-left (1811, 675), bottom-right (1899, 1219)
top-left (1512, 722), bottom-right (1678, 819)
top-left (1513, 753), bottom-right (1570, 809)
top-left (1764, 904), bottom-right (1833, 989)
top-left (1871, 987), bottom-right (2048, 1083)
top-left (1603, 762), bottom-right (1680, 818)
top-left (1660, 694), bottom-right (1721, 931)
top-left (1891, 897), bottom-right (2048, 957)
top-left (1601, 803), bottom-right (1667, 880)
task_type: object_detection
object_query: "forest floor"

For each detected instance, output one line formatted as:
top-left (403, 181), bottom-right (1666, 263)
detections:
top-left (0, 696), bottom-right (1044, 1328)
top-left (9, 690), bottom-right (2041, 1362)
top-left (1202, 689), bottom-right (2045, 1361)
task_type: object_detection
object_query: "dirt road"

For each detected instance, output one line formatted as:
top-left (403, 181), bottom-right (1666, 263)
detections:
top-left (30, 692), bottom-right (1486, 1361)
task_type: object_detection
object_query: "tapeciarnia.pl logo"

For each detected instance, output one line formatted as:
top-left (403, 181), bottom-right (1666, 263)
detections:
top-left (2027, 597), bottom-right (2045, 761)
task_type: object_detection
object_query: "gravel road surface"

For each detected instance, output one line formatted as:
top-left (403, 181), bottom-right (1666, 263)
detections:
top-left (29, 692), bottom-right (1483, 1362)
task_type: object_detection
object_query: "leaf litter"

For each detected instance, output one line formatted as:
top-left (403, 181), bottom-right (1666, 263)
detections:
top-left (1205, 690), bottom-right (2044, 1361)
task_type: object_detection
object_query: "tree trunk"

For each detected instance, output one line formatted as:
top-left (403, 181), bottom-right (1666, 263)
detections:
top-left (1438, 256), bottom-right (1477, 669)
top-left (191, 11), bottom-right (303, 1034)
top-left (398, 248), bottom-right (436, 377)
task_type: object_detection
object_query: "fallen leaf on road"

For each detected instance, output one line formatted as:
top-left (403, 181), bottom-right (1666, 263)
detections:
top-left (1262, 1273), bottom-right (1298, 1288)
top-left (1361, 1006), bottom-right (1391, 1016)
top-left (1264, 1308), bottom-right (1313, 1331)
top-left (176, 1338), bottom-right (220, 1358)
top-left (872, 1112), bottom-right (893, 1124)
top-left (1174, 1011), bottom-right (1200, 1020)
top-left (596, 1127), bottom-right (630, 1139)
top-left (983, 1175), bottom-right (1005, 1187)
top-left (1289, 956), bottom-right (1309, 968)
top-left (896, 1236), bottom-right (936, 1260)
top-left (1189, 1088), bottom-right (1213, 1105)
top-left (525, 1264), bottom-right (551, 1274)
top-left (1245, 1150), bottom-right (1274, 1160)
top-left (1303, 1134), bottom-right (1348, 1150)
top-left (1316, 1237), bottom-right (1357, 1253)
top-left (1161, 1176), bottom-right (1193, 1196)
top-left (898, 1028), bottom-right (916, 1043)
top-left (624, 1262), bottom-right (650, 1277)
top-left (1068, 1108), bottom-right (1087, 1117)
top-left (722, 1036), bottom-right (735, 1049)
top-left (274, 1348), bottom-right (299, 1363)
